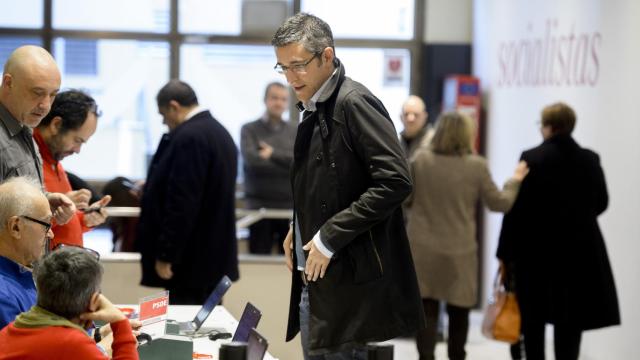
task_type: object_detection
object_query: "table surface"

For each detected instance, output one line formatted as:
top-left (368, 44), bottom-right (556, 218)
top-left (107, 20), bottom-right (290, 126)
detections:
top-left (123, 305), bottom-right (278, 360)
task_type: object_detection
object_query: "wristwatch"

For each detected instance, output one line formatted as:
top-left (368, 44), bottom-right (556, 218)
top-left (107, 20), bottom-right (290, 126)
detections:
top-left (94, 326), bottom-right (102, 343)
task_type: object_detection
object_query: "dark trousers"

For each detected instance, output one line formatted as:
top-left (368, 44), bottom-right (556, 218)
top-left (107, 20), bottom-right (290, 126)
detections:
top-left (510, 338), bottom-right (525, 359)
top-left (167, 284), bottom-right (215, 305)
top-left (521, 314), bottom-right (582, 360)
top-left (249, 219), bottom-right (289, 254)
top-left (416, 298), bottom-right (469, 360)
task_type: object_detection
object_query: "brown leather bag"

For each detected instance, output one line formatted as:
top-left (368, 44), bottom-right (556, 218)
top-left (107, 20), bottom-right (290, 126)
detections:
top-left (481, 265), bottom-right (521, 344)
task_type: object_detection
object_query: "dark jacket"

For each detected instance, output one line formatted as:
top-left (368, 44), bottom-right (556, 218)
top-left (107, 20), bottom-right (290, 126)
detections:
top-left (497, 134), bottom-right (620, 330)
top-left (136, 110), bottom-right (239, 289)
top-left (240, 117), bottom-right (296, 209)
top-left (288, 61), bottom-right (424, 353)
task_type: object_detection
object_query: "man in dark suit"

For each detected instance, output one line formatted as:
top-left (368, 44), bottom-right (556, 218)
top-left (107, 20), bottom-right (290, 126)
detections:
top-left (136, 80), bottom-right (239, 305)
top-left (497, 102), bottom-right (620, 360)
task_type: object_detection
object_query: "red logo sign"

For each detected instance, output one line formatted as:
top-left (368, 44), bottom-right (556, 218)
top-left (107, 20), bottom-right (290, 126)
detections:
top-left (139, 295), bottom-right (169, 321)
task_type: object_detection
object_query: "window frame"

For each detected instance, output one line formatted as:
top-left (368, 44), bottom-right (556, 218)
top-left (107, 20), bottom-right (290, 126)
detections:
top-left (0, 0), bottom-right (425, 172)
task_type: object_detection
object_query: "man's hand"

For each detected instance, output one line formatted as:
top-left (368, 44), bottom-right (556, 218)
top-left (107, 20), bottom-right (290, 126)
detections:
top-left (46, 192), bottom-right (76, 225)
top-left (83, 195), bottom-right (112, 228)
top-left (283, 226), bottom-right (294, 272)
top-left (98, 318), bottom-right (143, 341)
top-left (258, 141), bottom-right (274, 160)
top-left (303, 241), bottom-right (330, 282)
top-left (79, 294), bottom-right (126, 324)
top-left (66, 189), bottom-right (91, 209)
top-left (155, 260), bottom-right (173, 280)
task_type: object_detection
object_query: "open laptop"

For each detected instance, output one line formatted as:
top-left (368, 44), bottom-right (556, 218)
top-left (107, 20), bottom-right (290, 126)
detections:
top-left (177, 275), bottom-right (232, 335)
top-left (247, 328), bottom-right (269, 360)
top-left (231, 302), bottom-right (262, 342)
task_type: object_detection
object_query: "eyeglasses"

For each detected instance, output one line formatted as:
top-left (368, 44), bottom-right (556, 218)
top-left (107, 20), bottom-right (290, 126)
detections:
top-left (21, 215), bottom-right (52, 234)
top-left (52, 243), bottom-right (100, 261)
top-left (274, 53), bottom-right (320, 75)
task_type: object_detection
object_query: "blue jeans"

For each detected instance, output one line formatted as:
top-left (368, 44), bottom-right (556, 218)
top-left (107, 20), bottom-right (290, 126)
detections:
top-left (299, 285), bottom-right (367, 360)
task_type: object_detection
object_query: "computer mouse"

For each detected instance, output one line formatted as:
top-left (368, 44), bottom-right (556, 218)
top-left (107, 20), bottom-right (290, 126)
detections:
top-left (208, 331), bottom-right (232, 341)
top-left (136, 332), bottom-right (153, 345)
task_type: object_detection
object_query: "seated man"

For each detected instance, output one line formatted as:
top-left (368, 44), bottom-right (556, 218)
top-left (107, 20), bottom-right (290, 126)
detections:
top-left (0, 176), bottom-right (53, 329)
top-left (0, 246), bottom-right (138, 359)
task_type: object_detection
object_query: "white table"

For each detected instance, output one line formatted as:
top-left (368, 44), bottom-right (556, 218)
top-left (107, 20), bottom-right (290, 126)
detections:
top-left (123, 305), bottom-right (278, 360)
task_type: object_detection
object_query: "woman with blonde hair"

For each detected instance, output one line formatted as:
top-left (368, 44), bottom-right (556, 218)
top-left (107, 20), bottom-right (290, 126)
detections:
top-left (406, 111), bottom-right (528, 360)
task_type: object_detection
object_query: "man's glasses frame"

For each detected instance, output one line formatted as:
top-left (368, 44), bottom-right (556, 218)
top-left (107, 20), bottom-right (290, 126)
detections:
top-left (274, 53), bottom-right (320, 75)
top-left (20, 215), bottom-right (52, 234)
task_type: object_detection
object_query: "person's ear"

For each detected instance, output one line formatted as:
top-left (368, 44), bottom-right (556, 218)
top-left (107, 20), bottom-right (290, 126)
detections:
top-left (88, 292), bottom-right (101, 312)
top-left (321, 47), bottom-right (334, 65)
top-left (7, 216), bottom-right (21, 239)
top-left (49, 116), bottom-right (63, 135)
top-left (168, 100), bottom-right (181, 113)
top-left (2, 73), bottom-right (12, 89)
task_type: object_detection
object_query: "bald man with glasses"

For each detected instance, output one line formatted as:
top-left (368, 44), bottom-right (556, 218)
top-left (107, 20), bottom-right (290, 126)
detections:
top-left (0, 176), bottom-right (53, 329)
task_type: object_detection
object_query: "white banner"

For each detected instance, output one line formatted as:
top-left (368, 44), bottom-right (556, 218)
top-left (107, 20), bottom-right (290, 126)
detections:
top-left (474, 1), bottom-right (640, 358)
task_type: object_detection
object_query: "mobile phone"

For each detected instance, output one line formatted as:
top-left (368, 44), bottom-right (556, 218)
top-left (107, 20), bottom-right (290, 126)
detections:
top-left (82, 205), bottom-right (103, 214)
top-left (121, 179), bottom-right (137, 190)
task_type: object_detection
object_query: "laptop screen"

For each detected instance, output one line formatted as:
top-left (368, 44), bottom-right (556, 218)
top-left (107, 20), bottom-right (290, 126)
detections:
top-left (232, 302), bottom-right (262, 342)
top-left (247, 328), bottom-right (268, 360)
top-left (192, 275), bottom-right (232, 330)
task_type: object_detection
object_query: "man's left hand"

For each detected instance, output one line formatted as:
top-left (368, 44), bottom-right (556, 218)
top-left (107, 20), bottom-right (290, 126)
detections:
top-left (155, 260), bottom-right (173, 280)
top-left (303, 241), bottom-right (330, 282)
top-left (47, 192), bottom-right (76, 225)
top-left (83, 195), bottom-right (112, 228)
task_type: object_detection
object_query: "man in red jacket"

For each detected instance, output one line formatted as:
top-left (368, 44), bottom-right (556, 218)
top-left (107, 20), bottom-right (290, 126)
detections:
top-left (0, 246), bottom-right (138, 359)
top-left (33, 90), bottom-right (111, 249)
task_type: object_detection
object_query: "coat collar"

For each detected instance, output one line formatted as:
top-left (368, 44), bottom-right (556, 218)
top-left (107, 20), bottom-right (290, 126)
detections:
top-left (296, 58), bottom-right (346, 114)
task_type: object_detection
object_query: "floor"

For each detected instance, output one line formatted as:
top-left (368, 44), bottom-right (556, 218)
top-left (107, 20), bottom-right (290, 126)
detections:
top-left (381, 311), bottom-right (555, 360)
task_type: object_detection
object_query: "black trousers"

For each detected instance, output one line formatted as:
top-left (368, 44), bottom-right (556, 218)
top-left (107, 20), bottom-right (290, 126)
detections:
top-left (248, 219), bottom-right (289, 254)
top-left (510, 338), bottom-right (525, 359)
top-left (521, 314), bottom-right (582, 360)
top-left (416, 298), bottom-right (470, 360)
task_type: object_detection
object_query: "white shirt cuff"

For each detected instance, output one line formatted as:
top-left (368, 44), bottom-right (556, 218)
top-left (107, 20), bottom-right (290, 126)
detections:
top-left (312, 231), bottom-right (334, 258)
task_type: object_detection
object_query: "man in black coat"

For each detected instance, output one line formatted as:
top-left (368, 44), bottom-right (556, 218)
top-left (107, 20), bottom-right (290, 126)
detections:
top-left (136, 80), bottom-right (239, 305)
top-left (498, 102), bottom-right (620, 360)
top-left (272, 13), bottom-right (424, 359)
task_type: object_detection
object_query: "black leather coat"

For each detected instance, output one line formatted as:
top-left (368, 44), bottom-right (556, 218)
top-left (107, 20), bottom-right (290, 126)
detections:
top-left (287, 62), bottom-right (425, 354)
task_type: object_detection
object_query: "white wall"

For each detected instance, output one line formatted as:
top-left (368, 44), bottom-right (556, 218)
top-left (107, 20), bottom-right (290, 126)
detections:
top-left (424, 0), bottom-right (472, 43)
top-left (473, 0), bottom-right (640, 358)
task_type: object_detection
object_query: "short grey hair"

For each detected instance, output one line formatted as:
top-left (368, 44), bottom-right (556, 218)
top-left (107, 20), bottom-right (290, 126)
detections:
top-left (271, 13), bottom-right (335, 55)
top-left (0, 176), bottom-right (43, 232)
top-left (34, 247), bottom-right (103, 319)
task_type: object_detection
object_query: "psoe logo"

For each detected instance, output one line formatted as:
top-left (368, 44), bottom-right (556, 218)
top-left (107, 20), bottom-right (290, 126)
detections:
top-left (152, 299), bottom-right (168, 309)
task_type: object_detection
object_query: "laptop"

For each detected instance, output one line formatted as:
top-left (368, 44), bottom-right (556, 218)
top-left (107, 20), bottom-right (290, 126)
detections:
top-left (231, 302), bottom-right (262, 342)
top-left (247, 328), bottom-right (269, 360)
top-left (177, 275), bottom-right (232, 335)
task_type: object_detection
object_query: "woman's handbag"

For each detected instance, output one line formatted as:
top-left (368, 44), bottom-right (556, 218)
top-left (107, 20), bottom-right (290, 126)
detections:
top-left (481, 265), bottom-right (521, 344)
